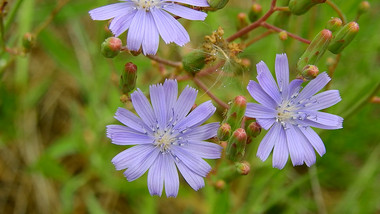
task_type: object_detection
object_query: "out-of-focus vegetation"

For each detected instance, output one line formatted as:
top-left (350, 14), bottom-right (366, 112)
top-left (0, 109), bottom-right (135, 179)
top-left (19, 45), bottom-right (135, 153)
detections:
top-left (0, 0), bottom-right (380, 213)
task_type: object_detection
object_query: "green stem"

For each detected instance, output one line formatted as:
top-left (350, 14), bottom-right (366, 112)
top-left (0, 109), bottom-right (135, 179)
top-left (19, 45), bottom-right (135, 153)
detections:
top-left (4, 0), bottom-right (24, 32)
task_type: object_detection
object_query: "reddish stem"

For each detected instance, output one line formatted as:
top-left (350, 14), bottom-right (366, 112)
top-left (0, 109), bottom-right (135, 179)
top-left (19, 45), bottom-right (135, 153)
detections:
top-left (261, 22), bottom-right (311, 44)
top-left (193, 77), bottom-right (229, 109)
top-left (227, 0), bottom-right (277, 42)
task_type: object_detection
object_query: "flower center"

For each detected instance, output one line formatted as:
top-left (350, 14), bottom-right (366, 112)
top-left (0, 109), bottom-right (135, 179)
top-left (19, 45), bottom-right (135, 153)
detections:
top-left (154, 130), bottom-right (177, 153)
top-left (133, 0), bottom-right (162, 10)
top-left (276, 99), bottom-right (299, 126)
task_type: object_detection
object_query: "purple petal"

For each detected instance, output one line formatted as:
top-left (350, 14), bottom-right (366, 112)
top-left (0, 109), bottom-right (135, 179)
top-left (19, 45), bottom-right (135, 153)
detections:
top-left (106, 124), bottom-right (138, 138)
top-left (123, 148), bottom-right (160, 181)
top-left (247, 80), bottom-right (277, 109)
top-left (127, 9), bottom-right (146, 51)
top-left (89, 2), bottom-right (134, 20)
top-left (245, 103), bottom-right (277, 119)
top-left (172, 147), bottom-right (211, 177)
top-left (108, 129), bottom-right (154, 145)
top-left (174, 101), bottom-right (216, 131)
top-left (150, 8), bottom-right (189, 46)
top-left (173, 86), bottom-right (197, 122)
top-left (164, 154), bottom-right (179, 197)
top-left (112, 144), bottom-right (155, 170)
top-left (303, 111), bottom-right (343, 129)
top-left (169, 0), bottom-right (209, 7)
top-left (175, 160), bottom-right (205, 191)
top-left (142, 12), bottom-right (160, 55)
top-left (114, 107), bottom-right (149, 134)
top-left (164, 79), bottom-right (178, 118)
top-left (150, 84), bottom-right (167, 130)
top-left (163, 3), bottom-right (207, 20)
top-left (256, 118), bottom-right (275, 130)
top-left (275, 53), bottom-right (289, 98)
top-left (288, 79), bottom-right (304, 98)
top-left (294, 126), bottom-right (316, 166)
top-left (272, 127), bottom-right (288, 169)
top-left (130, 89), bottom-right (156, 128)
top-left (109, 10), bottom-right (136, 37)
top-left (148, 154), bottom-right (164, 196)
top-left (256, 61), bottom-right (282, 104)
top-left (257, 122), bottom-right (282, 161)
top-left (299, 127), bottom-right (326, 156)
top-left (285, 125), bottom-right (305, 166)
top-left (182, 140), bottom-right (222, 159)
top-left (296, 72), bottom-right (331, 102)
top-left (181, 122), bottom-right (219, 140)
top-left (304, 90), bottom-right (342, 111)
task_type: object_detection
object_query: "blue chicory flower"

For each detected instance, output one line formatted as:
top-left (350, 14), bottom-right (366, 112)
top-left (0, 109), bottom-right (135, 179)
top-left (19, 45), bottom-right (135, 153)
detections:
top-left (89, 0), bottom-right (209, 55)
top-left (245, 53), bottom-right (343, 169)
top-left (107, 79), bottom-right (222, 197)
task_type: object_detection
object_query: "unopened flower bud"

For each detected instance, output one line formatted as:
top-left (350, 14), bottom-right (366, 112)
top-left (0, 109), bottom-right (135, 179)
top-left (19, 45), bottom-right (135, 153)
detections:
top-left (236, 161), bottom-right (250, 175)
top-left (214, 180), bottom-right (226, 190)
top-left (120, 62), bottom-right (137, 94)
top-left (279, 31), bottom-right (288, 41)
top-left (326, 17), bottom-right (343, 32)
top-left (220, 141), bottom-right (228, 150)
top-left (225, 96), bottom-right (247, 131)
top-left (22, 33), bottom-right (35, 52)
top-left (297, 29), bottom-right (332, 72)
top-left (274, 0), bottom-right (291, 29)
top-left (241, 58), bottom-right (251, 68)
top-left (248, 3), bottom-right (262, 22)
top-left (218, 123), bottom-right (232, 141)
top-left (101, 37), bottom-right (122, 58)
top-left (328, 22), bottom-right (359, 54)
top-left (358, 1), bottom-right (370, 15)
top-left (207, 0), bottom-right (229, 10)
top-left (289, 0), bottom-right (326, 15)
top-left (226, 128), bottom-right (247, 162)
top-left (246, 122), bottom-right (261, 138)
top-left (237, 13), bottom-right (249, 40)
top-left (120, 94), bottom-right (129, 103)
top-left (301, 65), bottom-right (319, 80)
top-left (182, 50), bottom-right (206, 74)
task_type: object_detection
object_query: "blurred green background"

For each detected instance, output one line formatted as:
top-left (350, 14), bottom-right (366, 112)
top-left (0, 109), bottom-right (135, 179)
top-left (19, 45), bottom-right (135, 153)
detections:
top-left (1, 0), bottom-right (380, 213)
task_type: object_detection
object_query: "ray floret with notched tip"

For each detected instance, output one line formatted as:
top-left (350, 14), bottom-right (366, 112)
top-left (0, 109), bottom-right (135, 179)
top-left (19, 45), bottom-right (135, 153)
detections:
top-left (107, 79), bottom-right (222, 197)
top-left (89, 0), bottom-right (209, 55)
top-left (245, 53), bottom-right (343, 169)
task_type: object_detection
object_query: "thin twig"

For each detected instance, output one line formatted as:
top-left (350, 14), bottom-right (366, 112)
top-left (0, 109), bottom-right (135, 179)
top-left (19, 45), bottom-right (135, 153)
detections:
top-left (193, 76), bottom-right (229, 109)
top-left (261, 22), bottom-right (311, 44)
top-left (309, 166), bottom-right (327, 214)
top-left (246, 30), bottom-right (273, 47)
top-left (227, 0), bottom-right (277, 42)
top-left (274, 6), bottom-right (290, 12)
top-left (147, 54), bottom-right (182, 68)
top-left (326, 0), bottom-right (346, 24)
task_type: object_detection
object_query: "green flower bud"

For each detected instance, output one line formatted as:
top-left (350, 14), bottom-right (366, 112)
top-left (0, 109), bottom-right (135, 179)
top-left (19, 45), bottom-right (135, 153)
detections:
top-left (301, 65), bottom-right (319, 80)
top-left (120, 62), bottom-right (137, 94)
top-left (226, 128), bottom-right (247, 162)
top-left (325, 17), bottom-right (343, 32)
top-left (101, 37), bottom-right (122, 58)
top-left (297, 29), bottom-right (332, 72)
top-left (279, 31), bottom-right (288, 41)
top-left (182, 50), bottom-right (206, 74)
top-left (224, 96), bottom-right (247, 131)
top-left (358, 1), bottom-right (370, 15)
top-left (237, 13), bottom-right (249, 40)
top-left (248, 3), bottom-right (262, 22)
top-left (22, 33), bottom-right (35, 52)
top-left (289, 0), bottom-right (326, 15)
top-left (235, 161), bottom-right (250, 175)
top-left (218, 123), bottom-right (232, 141)
top-left (207, 0), bottom-right (229, 10)
top-left (328, 22), bottom-right (359, 54)
top-left (246, 121), bottom-right (261, 138)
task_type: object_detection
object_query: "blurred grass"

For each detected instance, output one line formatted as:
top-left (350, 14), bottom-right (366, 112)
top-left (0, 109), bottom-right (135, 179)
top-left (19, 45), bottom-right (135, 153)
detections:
top-left (1, 0), bottom-right (380, 213)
